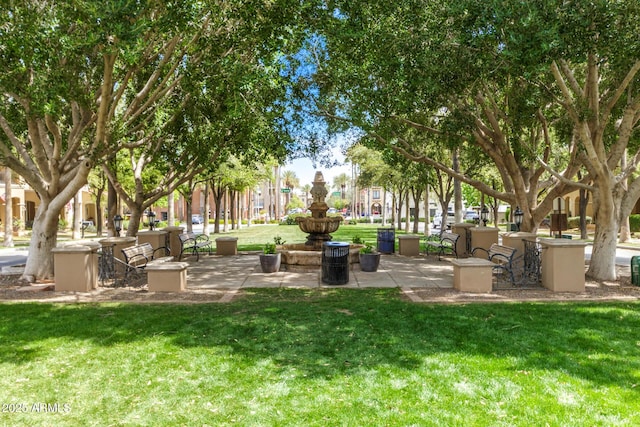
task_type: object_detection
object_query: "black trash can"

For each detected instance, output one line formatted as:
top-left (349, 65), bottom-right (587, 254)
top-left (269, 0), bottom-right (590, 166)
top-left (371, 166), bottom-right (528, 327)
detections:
top-left (632, 256), bottom-right (640, 286)
top-left (322, 242), bottom-right (350, 285)
top-left (377, 227), bottom-right (395, 254)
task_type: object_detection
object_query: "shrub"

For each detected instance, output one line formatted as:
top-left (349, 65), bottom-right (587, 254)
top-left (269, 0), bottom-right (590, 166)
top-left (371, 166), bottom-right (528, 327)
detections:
top-left (630, 214), bottom-right (640, 232)
top-left (359, 243), bottom-right (375, 254)
top-left (567, 216), bottom-right (592, 229)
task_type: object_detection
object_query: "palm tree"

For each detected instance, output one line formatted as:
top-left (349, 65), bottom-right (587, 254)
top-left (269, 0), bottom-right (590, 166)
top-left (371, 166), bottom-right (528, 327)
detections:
top-left (281, 170), bottom-right (299, 210)
top-left (301, 184), bottom-right (312, 207)
top-left (333, 173), bottom-right (350, 200)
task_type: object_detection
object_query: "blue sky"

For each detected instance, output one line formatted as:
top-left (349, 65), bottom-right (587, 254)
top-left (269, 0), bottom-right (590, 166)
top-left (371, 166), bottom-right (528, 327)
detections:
top-left (283, 144), bottom-right (352, 189)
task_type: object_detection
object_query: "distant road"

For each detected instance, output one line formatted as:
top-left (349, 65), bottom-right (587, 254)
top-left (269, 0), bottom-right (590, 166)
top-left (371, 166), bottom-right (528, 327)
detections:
top-left (0, 249), bottom-right (28, 269)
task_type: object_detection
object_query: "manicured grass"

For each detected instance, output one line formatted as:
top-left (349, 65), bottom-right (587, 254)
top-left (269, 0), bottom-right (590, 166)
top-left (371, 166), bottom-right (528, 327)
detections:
top-left (219, 223), bottom-right (407, 251)
top-left (1, 290), bottom-right (639, 426)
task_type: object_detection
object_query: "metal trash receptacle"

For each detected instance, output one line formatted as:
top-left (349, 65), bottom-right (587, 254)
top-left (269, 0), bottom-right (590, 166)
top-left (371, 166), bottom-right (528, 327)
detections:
top-left (322, 242), bottom-right (350, 285)
top-left (377, 227), bottom-right (395, 254)
top-left (632, 256), bottom-right (640, 286)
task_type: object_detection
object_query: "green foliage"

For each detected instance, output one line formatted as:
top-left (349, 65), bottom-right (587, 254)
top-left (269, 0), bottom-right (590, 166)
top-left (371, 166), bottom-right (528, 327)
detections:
top-left (567, 216), bottom-right (592, 229)
top-left (273, 235), bottom-right (286, 245)
top-left (263, 243), bottom-right (276, 254)
top-left (359, 243), bottom-right (374, 254)
top-left (281, 213), bottom-right (307, 225)
top-left (630, 215), bottom-right (640, 233)
top-left (352, 235), bottom-right (364, 244)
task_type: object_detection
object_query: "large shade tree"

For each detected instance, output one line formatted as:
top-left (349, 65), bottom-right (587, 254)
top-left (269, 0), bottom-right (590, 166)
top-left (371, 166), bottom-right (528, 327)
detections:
top-left (302, 0), bottom-right (640, 281)
top-left (0, 0), bottom-right (311, 280)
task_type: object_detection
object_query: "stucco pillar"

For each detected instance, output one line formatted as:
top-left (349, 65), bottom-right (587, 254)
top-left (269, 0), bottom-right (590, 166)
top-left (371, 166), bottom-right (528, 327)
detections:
top-left (52, 245), bottom-right (96, 292)
top-left (502, 232), bottom-right (538, 258)
top-left (215, 236), bottom-right (238, 255)
top-left (137, 230), bottom-right (169, 253)
top-left (398, 234), bottom-right (421, 256)
top-left (163, 226), bottom-right (185, 259)
top-left (452, 223), bottom-right (475, 257)
top-left (539, 238), bottom-right (587, 292)
top-left (470, 227), bottom-right (499, 257)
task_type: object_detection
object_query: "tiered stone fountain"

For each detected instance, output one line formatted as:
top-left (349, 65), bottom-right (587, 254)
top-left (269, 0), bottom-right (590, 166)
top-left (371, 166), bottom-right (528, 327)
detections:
top-left (279, 171), bottom-right (361, 270)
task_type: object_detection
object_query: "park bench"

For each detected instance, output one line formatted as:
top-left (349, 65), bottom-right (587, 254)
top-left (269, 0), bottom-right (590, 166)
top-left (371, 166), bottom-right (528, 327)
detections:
top-left (471, 243), bottom-right (517, 285)
top-left (178, 232), bottom-right (212, 261)
top-left (424, 231), bottom-right (460, 260)
top-left (120, 242), bottom-right (173, 286)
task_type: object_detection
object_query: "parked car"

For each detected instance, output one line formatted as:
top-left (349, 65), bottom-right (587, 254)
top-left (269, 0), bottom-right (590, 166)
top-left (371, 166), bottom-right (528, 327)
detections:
top-left (464, 210), bottom-right (480, 224)
top-left (191, 214), bottom-right (204, 224)
top-left (433, 211), bottom-right (456, 229)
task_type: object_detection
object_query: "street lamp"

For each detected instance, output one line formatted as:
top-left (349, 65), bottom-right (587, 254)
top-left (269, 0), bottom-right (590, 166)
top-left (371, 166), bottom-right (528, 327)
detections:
top-left (113, 214), bottom-right (123, 237)
top-left (481, 205), bottom-right (489, 227)
top-left (146, 210), bottom-right (156, 231)
top-left (514, 206), bottom-right (524, 231)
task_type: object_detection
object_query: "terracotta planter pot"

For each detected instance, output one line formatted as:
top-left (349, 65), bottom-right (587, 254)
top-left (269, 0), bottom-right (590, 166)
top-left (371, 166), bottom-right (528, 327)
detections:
top-left (359, 252), bottom-right (380, 272)
top-left (260, 253), bottom-right (281, 273)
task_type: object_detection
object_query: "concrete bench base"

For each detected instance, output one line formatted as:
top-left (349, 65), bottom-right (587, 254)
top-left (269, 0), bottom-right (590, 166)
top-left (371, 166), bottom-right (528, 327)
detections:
top-left (398, 235), bottom-right (421, 256)
top-left (216, 237), bottom-right (238, 255)
top-left (146, 262), bottom-right (188, 292)
top-left (451, 258), bottom-right (495, 293)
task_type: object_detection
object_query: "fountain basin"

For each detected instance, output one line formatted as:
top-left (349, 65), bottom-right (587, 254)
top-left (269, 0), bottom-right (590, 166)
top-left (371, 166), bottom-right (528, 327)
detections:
top-left (279, 243), bottom-right (363, 271)
top-left (295, 216), bottom-right (343, 234)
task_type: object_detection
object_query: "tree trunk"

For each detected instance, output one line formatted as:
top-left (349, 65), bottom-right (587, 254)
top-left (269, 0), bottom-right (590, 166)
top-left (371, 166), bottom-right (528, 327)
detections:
top-left (404, 194), bottom-right (410, 232)
top-left (107, 180), bottom-right (117, 237)
top-left (95, 186), bottom-right (104, 237)
top-left (588, 220), bottom-right (618, 281)
top-left (203, 183), bottom-right (210, 236)
top-left (396, 191), bottom-right (404, 230)
top-left (167, 191), bottom-right (174, 227)
top-left (72, 193), bottom-right (80, 239)
top-left (412, 188), bottom-right (420, 234)
top-left (126, 207), bottom-right (143, 236)
top-left (587, 192), bottom-right (618, 281)
top-left (185, 195), bottom-right (193, 233)
top-left (453, 149), bottom-right (463, 223)
top-left (23, 203), bottom-right (61, 281)
top-left (424, 186), bottom-right (430, 237)
top-left (4, 168), bottom-right (13, 248)
top-left (381, 187), bottom-right (387, 226)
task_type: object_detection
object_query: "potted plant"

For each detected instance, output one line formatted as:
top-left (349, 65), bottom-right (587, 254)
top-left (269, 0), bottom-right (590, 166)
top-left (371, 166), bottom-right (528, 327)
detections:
top-left (259, 241), bottom-right (281, 273)
top-left (359, 243), bottom-right (380, 272)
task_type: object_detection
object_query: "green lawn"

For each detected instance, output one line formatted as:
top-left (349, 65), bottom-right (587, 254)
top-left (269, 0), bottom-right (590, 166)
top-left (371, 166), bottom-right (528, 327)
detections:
top-left (1, 290), bottom-right (639, 426)
top-left (215, 223), bottom-right (405, 252)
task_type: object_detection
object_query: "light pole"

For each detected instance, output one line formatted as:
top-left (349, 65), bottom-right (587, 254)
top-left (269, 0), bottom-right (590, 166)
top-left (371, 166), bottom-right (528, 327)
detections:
top-left (113, 214), bottom-right (123, 237)
top-left (481, 205), bottom-right (489, 227)
top-left (146, 209), bottom-right (156, 231)
top-left (514, 206), bottom-right (523, 231)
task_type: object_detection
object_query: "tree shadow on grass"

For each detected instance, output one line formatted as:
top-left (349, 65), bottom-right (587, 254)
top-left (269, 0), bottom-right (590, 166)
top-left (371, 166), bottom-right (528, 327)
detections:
top-left (0, 289), bottom-right (639, 388)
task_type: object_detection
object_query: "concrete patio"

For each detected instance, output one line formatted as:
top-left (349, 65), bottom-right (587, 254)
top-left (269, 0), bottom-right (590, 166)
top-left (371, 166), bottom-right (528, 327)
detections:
top-left (185, 252), bottom-right (453, 290)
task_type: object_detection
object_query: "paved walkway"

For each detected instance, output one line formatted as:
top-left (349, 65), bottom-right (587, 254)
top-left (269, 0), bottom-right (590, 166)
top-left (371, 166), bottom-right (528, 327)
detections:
top-left (186, 252), bottom-right (453, 290)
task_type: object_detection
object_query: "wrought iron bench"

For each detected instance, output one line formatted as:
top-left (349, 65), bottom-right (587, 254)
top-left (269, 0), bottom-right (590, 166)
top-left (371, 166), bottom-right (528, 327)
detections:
top-left (178, 232), bottom-right (212, 261)
top-left (471, 243), bottom-right (517, 285)
top-left (121, 243), bottom-right (173, 286)
top-left (424, 231), bottom-right (460, 260)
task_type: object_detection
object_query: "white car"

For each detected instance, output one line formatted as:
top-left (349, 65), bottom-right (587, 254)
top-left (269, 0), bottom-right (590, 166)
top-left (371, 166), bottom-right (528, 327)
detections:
top-left (433, 211), bottom-right (456, 228)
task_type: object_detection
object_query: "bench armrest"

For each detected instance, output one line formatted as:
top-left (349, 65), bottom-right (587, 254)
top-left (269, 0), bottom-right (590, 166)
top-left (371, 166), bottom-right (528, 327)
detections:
top-left (471, 247), bottom-right (489, 259)
top-left (194, 234), bottom-right (210, 244)
top-left (152, 246), bottom-right (171, 258)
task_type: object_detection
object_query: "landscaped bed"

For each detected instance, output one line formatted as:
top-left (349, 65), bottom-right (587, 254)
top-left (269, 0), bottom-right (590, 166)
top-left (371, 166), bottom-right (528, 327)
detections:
top-left (1, 289), bottom-right (638, 425)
